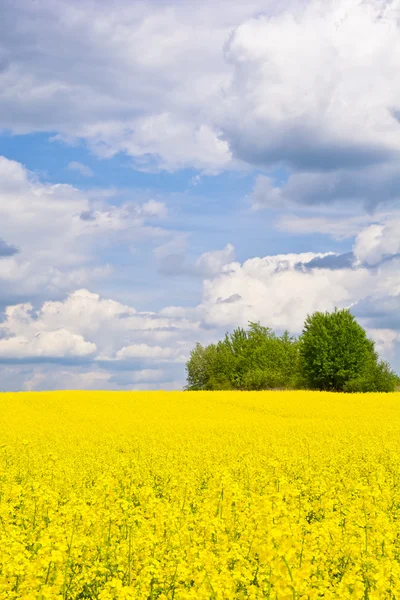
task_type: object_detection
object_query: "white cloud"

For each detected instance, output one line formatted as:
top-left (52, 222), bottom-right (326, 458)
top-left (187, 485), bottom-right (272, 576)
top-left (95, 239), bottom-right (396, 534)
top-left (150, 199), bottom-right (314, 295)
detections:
top-left (90, 117), bottom-right (232, 173)
top-left (195, 243), bottom-right (235, 276)
top-left (367, 328), bottom-right (400, 361)
top-left (2, 210), bottom-right (400, 386)
top-left (129, 369), bottom-right (166, 383)
top-left (2, 0), bottom-right (400, 216)
top-left (139, 199), bottom-right (168, 219)
top-left (0, 327), bottom-right (96, 359)
top-left (1, 0), bottom-right (248, 172)
top-left (353, 219), bottom-right (400, 266)
top-left (0, 155), bottom-right (28, 188)
top-left (0, 155), bottom-right (171, 303)
top-left (199, 251), bottom-right (361, 331)
top-left (0, 288), bottom-right (200, 365)
top-left (198, 247), bottom-right (400, 347)
top-left (219, 1), bottom-right (400, 173)
top-left (116, 343), bottom-right (185, 361)
top-left (67, 161), bottom-right (94, 177)
top-left (9, 0), bottom-right (397, 178)
top-left (3, 229), bottom-right (395, 364)
top-left (5, 0), bottom-right (400, 388)
top-left (2, 0), bottom-right (400, 230)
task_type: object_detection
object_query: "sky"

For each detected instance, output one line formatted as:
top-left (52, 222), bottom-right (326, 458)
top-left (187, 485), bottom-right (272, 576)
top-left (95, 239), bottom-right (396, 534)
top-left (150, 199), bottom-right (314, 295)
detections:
top-left (1, 0), bottom-right (400, 391)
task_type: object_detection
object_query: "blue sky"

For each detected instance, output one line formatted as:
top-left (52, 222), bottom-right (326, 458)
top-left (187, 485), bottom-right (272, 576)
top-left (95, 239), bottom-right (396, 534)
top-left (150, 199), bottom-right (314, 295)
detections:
top-left (1, 0), bottom-right (400, 390)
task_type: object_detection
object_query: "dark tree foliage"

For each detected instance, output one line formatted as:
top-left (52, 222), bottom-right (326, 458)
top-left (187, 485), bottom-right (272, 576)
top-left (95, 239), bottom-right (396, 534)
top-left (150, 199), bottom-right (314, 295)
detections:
top-left (185, 310), bottom-right (399, 392)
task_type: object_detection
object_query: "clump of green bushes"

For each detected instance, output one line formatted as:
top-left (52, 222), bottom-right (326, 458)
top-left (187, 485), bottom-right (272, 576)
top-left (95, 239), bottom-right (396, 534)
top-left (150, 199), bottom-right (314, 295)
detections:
top-left (185, 309), bottom-right (399, 393)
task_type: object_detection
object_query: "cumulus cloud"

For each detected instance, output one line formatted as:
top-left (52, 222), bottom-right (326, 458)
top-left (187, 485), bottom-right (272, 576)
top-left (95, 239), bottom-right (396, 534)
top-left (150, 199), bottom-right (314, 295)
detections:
top-left (2, 213), bottom-right (400, 387)
top-left (0, 328), bottom-right (96, 359)
top-left (353, 219), bottom-right (400, 266)
top-left (219, 1), bottom-right (400, 173)
top-left (198, 251), bottom-right (362, 331)
top-left (198, 248), bottom-right (400, 349)
top-left (3, 0), bottom-right (400, 387)
top-left (0, 288), bottom-right (200, 366)
top-left (0, 155), bottom-right (170, 304)
top-left (0, 0), bottom-right (248, 172)
top-left (195, 243), bottom-right (235, 276)
top-left (4, 0), bottom-right (399, 183)
top-left (1, 0), bottom-right (400, 220)
top-left (67, 161), bottom-right (94, 177)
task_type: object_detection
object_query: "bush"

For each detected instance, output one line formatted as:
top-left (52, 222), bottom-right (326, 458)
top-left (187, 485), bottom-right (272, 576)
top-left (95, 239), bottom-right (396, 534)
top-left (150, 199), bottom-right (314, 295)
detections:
top-left (241, 368), bottom-right (287, 390)
top-left (344, 360), bottom-right (398, 393)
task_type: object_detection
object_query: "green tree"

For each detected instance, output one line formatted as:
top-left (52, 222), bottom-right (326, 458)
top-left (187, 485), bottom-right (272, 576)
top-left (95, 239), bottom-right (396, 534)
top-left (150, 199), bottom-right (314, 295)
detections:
top-left (298, 307), bottom-right (387, 392)
top-left (185, 312), bottom-right (398, 392)
top-left (185, 342), bottom-right (233, 391)
top-left (185, 343), bottom-right (216, 391)
top-left (243, 324), bottom-right (301, 389)
top-left (185, 322), bottom-right (302, 391)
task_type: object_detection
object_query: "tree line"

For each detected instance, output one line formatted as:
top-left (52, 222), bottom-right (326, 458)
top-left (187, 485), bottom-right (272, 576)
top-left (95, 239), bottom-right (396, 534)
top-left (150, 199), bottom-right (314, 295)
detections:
top-left (185, 308), bottom-right (400, 392)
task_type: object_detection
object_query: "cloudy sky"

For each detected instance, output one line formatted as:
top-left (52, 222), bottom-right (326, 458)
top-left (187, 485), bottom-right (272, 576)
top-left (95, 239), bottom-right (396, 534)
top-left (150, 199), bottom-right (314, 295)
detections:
top-left (1, 0), bottom-right (400, 390)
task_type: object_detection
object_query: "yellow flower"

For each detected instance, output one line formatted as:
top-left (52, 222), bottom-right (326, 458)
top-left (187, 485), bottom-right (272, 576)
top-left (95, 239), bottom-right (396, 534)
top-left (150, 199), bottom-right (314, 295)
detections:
top-left (0, 390), bottom-right (400, 598)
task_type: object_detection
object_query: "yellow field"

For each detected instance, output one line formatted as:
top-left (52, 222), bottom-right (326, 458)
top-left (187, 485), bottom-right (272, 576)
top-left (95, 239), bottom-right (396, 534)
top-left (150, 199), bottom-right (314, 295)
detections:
top-left (1, 392), bottom-right (400, 599)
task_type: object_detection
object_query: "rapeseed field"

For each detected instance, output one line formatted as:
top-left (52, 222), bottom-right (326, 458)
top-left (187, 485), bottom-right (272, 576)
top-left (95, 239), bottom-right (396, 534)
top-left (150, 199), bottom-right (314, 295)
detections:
top-left (1, 391), bottom-right (400, 599)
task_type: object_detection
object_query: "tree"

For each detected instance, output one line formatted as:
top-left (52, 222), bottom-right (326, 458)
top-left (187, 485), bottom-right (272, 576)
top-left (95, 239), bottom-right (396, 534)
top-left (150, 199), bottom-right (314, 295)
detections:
top-left (185, 343), bottom-right (214, 390)
top-left (243, 324), bottom-right (301, 389)
top-left (298, 307), bottom-right (389, 392)
top-left (185, 342), bottom-right (233, 390)
top-left (185, 322), bottom-right (302, 391)
top-left (185, 312), bottom-right (399, 392)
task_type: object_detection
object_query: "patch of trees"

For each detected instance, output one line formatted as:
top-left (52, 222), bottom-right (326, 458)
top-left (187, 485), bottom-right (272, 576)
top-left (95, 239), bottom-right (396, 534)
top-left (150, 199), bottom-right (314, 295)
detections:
top-left (185, 308), bottom-right (400, 392)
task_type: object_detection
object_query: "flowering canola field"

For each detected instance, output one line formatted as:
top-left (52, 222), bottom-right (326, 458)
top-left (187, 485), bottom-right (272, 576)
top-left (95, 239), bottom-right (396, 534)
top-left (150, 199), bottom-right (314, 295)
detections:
top-left (1, 391), bottom-right (400, 599)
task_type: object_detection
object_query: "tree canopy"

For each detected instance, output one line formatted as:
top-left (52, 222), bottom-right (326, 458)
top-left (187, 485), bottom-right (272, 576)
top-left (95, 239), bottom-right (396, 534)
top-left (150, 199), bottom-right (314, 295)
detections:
top-left (185, 322), bottom-right (303, 391)
top-left (299, 308), bottom-right (377, 392)
top-left (185, 309), bottom-right (399, 393)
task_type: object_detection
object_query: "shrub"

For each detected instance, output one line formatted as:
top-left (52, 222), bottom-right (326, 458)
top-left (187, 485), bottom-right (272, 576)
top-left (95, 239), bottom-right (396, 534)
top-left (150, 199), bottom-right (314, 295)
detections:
top-left (241, 368), bottom-right (287, 390)
top-left (344, 360), bottom-right (398, 393)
